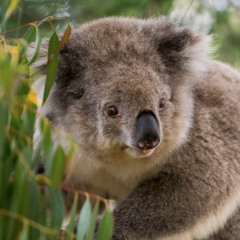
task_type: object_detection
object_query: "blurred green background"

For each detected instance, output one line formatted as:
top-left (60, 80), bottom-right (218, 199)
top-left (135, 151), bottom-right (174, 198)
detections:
top-left (1, 0), bottom-right (240, 68)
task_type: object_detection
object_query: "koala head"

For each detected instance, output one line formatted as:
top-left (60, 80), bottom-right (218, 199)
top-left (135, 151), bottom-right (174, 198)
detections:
top-left (44, 17), bottom-right (210, 164)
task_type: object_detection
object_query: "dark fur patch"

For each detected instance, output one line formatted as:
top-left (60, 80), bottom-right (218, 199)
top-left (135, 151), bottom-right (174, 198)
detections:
top-left (45, 112), bottom-right (56, 123)
top-left (157, 29), bottom-right (196, 72)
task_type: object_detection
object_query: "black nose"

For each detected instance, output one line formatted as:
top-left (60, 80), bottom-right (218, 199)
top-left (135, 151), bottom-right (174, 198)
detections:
top-left (134, 112), bottom-right (160, 150)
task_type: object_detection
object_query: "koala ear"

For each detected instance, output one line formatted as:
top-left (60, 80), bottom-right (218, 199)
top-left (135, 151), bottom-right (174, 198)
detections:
top-left (158, 28), bottom-right (195, 54)
top-left (157, 27), bottom-right (211, 81)
top-left (55, 43), bottom-right (76, 86)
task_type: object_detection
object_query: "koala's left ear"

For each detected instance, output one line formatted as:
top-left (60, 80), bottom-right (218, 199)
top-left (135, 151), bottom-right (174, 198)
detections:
top-left (157, 26), bottom-right (211, 81)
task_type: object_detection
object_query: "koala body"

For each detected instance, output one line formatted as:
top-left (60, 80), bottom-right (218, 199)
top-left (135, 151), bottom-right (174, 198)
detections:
top-left (36, 17), bottom-right (240, 240)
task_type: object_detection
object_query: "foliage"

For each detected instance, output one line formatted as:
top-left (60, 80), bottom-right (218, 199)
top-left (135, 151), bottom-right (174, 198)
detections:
top-left (1, 0), bottom-right (239, 68)
top-left (0, 0), bottom-right (239, 239)
top-left (0, 2), bottom-right (113, 239)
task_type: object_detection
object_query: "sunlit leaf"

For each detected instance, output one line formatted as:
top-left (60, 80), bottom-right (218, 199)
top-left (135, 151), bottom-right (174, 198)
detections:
top-left (26, 89), bottom-right (39, 105)
top-left (3, 0), bottom-right (20, 21)
top-left (60, 23), bottom-right (72, 48)
top-left (86, 201), bottom-right (100, 240)
top-left (76, 198), bottom-right (92, 240)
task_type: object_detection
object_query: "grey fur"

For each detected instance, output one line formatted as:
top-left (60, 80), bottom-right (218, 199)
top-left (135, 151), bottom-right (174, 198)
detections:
top-left (35, 17), bottom-right (240, 240)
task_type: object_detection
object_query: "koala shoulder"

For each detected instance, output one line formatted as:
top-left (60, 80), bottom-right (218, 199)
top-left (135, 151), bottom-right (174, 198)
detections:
top-left (112, 60), bottom-right (240, 240)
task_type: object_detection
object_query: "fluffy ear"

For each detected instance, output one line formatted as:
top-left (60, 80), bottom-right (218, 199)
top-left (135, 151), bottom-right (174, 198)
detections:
top-left (54, 42), bottom-right (86, 103)
top-left (157, 26), bottom-right (211, 81)
top-left (55, 43), bottom-right (78, 87)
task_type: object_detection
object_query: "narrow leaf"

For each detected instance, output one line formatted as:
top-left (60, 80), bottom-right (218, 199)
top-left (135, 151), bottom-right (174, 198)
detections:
top-left (42, 31), bottom-right (59, 104)
top-left (27, 25), bottom-right (42, 65)
top-left (86, 201), bottom-right (100, 240)
top-left (97, 210), bottom-right (113, 240)
top-left (40, 119), bottom-right (53, 176)
top-left (39, 233), bottom-right (47, 240)
top-left (60, 24), bottom-right (72, 48)
top-left (19, 224), bottom-right (29, 240)
top-left (0, 100), bottom-right (9, 161)
top-left (76, 198), bottom-right (92, 240)
top-left (3, 0), bottom-right (20, 21)
top-left (48, 187), bottom-right (65, 228)
top-left (66, 194), bottom-right (78, 240)
top-left (50, 145), bottom-right (66, 186)
top-left (23, 25), bottom-right (36, 43)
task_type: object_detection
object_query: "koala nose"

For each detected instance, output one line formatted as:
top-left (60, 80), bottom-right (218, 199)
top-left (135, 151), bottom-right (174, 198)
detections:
top-left (134, 112), bottom-right (160, 150)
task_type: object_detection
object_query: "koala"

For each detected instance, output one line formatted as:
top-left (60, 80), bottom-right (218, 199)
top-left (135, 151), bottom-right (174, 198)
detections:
top-left (35, 17), bottom-right (240, 240)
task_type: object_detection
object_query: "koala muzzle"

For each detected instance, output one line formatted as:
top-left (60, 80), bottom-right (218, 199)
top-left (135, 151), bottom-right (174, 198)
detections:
top-left (134, 112), bottom-right (160, 150)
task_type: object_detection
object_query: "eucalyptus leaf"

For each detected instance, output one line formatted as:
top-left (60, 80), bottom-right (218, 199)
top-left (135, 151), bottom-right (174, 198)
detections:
top-left (48, 187), bottom-right (65, 229)
top-left (60, 23), bottom-right (72, 48)
top-left (66, 194), bottom-right (78, 240)
top-left (76, 198), bottom-right (92, 240)
top-left (42, 31), bottom-right (60, 104)
top-left (97, 209), bottom-right (113, 240)
top-left (86, 201), bottom-right (100, 240)
top-left (50, 145), bottom-right (66, 187)
top-left (24, 25), bottom-right (42, 65)
top-left (19, 224), bottom-right (29, 240)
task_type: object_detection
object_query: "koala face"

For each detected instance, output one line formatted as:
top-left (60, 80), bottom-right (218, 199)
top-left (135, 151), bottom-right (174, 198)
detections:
top-left (79, 60), bottom-right (173, 159)
top-left (45, 17), bottom-right (209, 164)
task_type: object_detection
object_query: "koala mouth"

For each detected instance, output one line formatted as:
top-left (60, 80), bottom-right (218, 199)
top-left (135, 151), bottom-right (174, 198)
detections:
top-left (124, 146), bottom-right (155, 159)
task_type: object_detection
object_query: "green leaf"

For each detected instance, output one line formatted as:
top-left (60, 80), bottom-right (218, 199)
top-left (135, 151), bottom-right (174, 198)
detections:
top-left (17, 78), bottom-right (30, 96)
top-left (50, 145), bottom-right (66, 186)
top-left (6, 163), bottom-right (27, 240)
top-left (48, 187), bottom-right (65, 228)
top-left (27, 25), bottom-right (42, 65)
top-left (0, 100), bottom-right (9, 161)
top-left (39, 233), bottom-right (47, 240)
top-left (23, 25), bottom-right (36, 43)
top-left (97, 209), bottom-right (113, 240)
top-left (66, 194), bottom-right (78, 240)
top-left (40, 119), bottom-right (53, 176)
top-left (3, 0), bottom-right (20, 24)
top-left (76, 198), bottom-right (92, 240)
top-left (19, 224), bottom-right (29, 240)
top-left (42, 31), bottom-right (60, 104)
top-left (86, 201), bottom-right (100, 240)
top-left (38, 233), bottom-right (47, 240)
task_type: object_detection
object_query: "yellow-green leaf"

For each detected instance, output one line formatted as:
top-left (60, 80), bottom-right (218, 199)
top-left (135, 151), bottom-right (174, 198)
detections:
top-left (60, 23), bottom-right (72, 48)
top-left (4, 0), bottom-right (20, 21)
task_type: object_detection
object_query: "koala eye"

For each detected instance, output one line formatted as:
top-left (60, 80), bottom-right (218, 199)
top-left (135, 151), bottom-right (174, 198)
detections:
top-left (107, 106), bottom-right (119, 117)
top-left (159, 98), bottom-right (166, 111)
